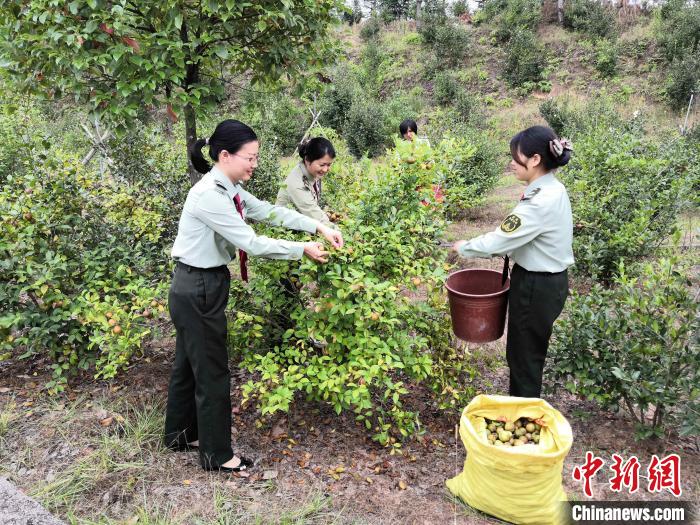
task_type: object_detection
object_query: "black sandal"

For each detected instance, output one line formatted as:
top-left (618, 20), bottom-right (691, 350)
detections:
top-left (205, 456), bottom-right (254, 473)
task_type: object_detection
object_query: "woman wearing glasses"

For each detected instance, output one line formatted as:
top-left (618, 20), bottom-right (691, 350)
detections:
top-left (164, 119), bottom-right (344, 472)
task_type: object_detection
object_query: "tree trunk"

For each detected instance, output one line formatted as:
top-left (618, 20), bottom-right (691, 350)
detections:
top-left (415, 0), bottom-right (421, 22)
top-left (184, 102), bottom-right (200, 185)
top-left (181, 21), bottom-right (201, 185)
top-left (557, 0), bottom-right (564, 25)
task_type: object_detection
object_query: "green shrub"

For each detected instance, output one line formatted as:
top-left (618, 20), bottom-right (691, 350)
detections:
top-left (0, 151), bottom-right (168, 392)
top-left (243, 93), bottom-right (309, 154)
top-left (539, 98), bottom-right (583, 136)
top-left (0, 91), bottom-right (60, 183)
top-left (453, 89), bottom-right (479, 123)
top-left (561, 127), bottom-right (689, 281)
top-left (431, 23), bottom-right (470, 69)
top-left (593, 38), bottom-right (618, 78)
top-left (687, 123), bottom-right (700, 144)
top-left (503, 29), bottom-right (545, 87)
top-left (345, 96), bottom-right (389, 158)
top-left (433, 72), bottom-right (459, 106)
top-left (656, 0), bottom-right (700, 62)
top-left (383, 88), bottom-right (427, 133)
top-left (491, 0), bottom-right (541, 43)
top-left (360, 17), bottom-right (382, 41)
top-left (319, 66), bottom-right (360, 133)
top-left (452, 0), bottom-right (469, 17)
top-left (358, 40), bottom-right (391, 90)
top-left (435, 132), bottom-right (501, 218)
top-left (665, 54), bottom-right (700, 112)
top-left (108, 123), bottom-right (188, 241)
top-left (417, 11), bottom-right (448, 46)
top-left (476, 0), bottom-right (509, 25)
top-left (547, 257), bottom-right (699, 439)
top-left (539, 96), bottom-right (624, 137)
top-left (564, 0), bottom-right (617, 39)
top-left (0, 110), bottom-right (39, 183)
top-left (230, 140), bottom-right (476, 444)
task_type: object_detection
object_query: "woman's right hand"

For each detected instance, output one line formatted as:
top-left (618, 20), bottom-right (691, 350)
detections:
top-left (452, 240), bottom-right (467, 254)
top-left (303, 242), bottom-right (329, 263)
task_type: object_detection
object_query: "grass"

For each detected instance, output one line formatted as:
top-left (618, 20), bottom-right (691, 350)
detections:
top-left (0, 398), bottom-right (17, 445)
top-left (487, 98), bottom-right (543, 142)
top-left (29, 403), bottom-right (163, 512)
top-left (209, 489), bottom-right (342, 525)
top-left (4, 395), bottom-right (357, 525)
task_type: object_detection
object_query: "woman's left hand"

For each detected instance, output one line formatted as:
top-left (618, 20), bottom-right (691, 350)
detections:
top-left (317, 224), bottom-right (344, 249)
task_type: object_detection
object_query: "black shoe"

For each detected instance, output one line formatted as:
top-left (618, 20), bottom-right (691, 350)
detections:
top-left (204, 456), bottom-right (254, 473)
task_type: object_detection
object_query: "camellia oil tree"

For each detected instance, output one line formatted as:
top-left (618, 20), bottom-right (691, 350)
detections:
top-left (0, 0), bottom-right (342, 182)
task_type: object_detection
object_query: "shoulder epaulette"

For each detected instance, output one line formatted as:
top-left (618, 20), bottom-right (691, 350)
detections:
top-left (520, 187), bottom-right (542, 201)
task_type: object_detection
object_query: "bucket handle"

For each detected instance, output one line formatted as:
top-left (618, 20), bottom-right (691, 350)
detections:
top-left (501, 255), bottom-right (510, 286)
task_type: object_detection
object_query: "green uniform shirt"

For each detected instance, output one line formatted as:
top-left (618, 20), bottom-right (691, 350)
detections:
top-left (171, 166), bottom-right (318, 268)
top-left (458, 173), bottom-right (574, 273)
top-left (275, 162), bottom-right (333, 228)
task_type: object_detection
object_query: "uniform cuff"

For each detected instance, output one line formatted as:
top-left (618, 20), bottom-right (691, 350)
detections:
top-left (291, 242), bottom-right (306, 259)
top-left (458, 242), bottom-right (472, 258)
top-left (300, 216), bottom-right (318, 234)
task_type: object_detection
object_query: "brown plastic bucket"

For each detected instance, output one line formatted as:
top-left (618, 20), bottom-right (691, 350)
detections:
top-left (446, 269), bottom-right (510, 343)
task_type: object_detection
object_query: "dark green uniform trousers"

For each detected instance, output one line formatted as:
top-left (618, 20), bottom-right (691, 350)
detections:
top-left (506, 264), bottom-right (569, 398)
top-left (164, 263), bottom-right (233, 469)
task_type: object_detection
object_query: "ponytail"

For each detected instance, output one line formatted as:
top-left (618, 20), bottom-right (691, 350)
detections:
top-left (189, 138), bottom-right (211, 174)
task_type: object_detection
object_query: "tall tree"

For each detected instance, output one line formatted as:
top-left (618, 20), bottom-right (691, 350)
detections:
top-left (379, 0), bottom-right (411, 20)
top-left (0, 0), bottom-right (342, 183)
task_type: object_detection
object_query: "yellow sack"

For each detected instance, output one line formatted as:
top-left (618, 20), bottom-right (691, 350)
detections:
top-left (446, 395), bottom-right (573, 525)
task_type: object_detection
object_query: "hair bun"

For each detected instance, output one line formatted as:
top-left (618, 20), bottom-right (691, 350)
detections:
top-left (556, 149), bottom-right (572, 167)
top-left (549, 137), bottom-right (573, 166)
top-left (298, 138), bottom-right (310, 159)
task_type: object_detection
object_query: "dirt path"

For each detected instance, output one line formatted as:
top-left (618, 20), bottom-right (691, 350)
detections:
top-left (1, 175), bottom-right (697, 524)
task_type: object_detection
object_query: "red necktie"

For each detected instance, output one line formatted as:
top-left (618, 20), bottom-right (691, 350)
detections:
top-left (233, 193), bottom-right (249, 282)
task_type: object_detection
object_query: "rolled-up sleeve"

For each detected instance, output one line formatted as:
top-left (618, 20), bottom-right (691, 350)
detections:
top-left (239, 188), bottom-right (319, 233)
top-left (194, 190), bottom-right (307, 259)
top-left (458, 202), bottom-right (542, 258)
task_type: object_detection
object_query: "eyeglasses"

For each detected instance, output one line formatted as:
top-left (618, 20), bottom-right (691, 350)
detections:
top-left (232, 153), bottom-right (259, 163)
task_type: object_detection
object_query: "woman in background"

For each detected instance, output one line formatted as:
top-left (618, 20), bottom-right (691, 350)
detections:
top-left (276, 137), bottom-right (337, 228)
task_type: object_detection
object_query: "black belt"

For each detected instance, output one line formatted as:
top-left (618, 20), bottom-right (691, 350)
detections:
top-left (513, 263), bottom-right (567, 275)
top-left (176, 261), bottom-right (228, 273)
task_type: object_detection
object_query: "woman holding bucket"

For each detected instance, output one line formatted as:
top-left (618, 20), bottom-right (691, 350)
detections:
top-left (452, 125), bottom-right (573, 399)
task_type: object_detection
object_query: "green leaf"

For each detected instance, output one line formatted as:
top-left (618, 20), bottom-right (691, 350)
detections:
top-left (214, 46), bottom-right (229, 59)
